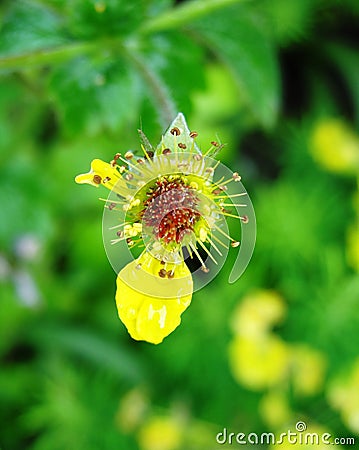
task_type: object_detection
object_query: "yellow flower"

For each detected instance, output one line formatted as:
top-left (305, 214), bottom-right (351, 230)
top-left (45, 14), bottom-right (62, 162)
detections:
top-left (327, 358), bottom-right (359, 434)
top-left (228, 333), bottom-right (290, 390)
top-left (116, 252), bottom-right (192, 344)
top-left (75, 113), bottom-right (254, 343)
top-left (138, 416), bottom-right (182, 450)
top-left (310, 119), bottom-right (359, 175)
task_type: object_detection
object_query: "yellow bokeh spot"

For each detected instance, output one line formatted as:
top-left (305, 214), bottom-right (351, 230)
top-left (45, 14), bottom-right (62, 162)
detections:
top-left (116, 251), bottom-right (192, 344)
top-left (347, 225), bottom-right (359, 272)
top-left (230, 290), bottom-right (286, 338)
top-left (310, 119), bottom-right (359, 175)
top-left (138, 416), bottom-right (182, 450)
top-left (116, 388), bottom-right (149, 433)
top-left (260, 390), bottom-right (292, 429)
top-left (94, 1), bottom-right (106, 13)
top-left (290, 345), bottom-right (327, 396)
top-left (228, 333), bottom-right (290, 390)
top-left (327, 358), bottom-right (359, 434)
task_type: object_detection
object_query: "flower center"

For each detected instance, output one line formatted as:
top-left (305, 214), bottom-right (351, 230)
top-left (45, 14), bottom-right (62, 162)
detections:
top-left (142, 176), bottom-right (200, 245)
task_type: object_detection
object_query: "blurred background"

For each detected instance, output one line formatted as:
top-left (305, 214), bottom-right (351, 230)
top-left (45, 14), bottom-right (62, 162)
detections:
top-left (1, 0), bottom-right (359, 449)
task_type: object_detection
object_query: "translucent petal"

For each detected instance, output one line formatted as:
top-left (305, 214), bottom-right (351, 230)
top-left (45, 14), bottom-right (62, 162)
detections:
top-left (116, 251), bottom-right (193, 344)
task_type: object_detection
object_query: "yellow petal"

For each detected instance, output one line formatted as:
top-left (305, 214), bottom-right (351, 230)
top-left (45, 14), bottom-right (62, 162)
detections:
top-left (116, 252), bottom-right (193, 344)
top-left (75, 158), bottom-right (128, 195)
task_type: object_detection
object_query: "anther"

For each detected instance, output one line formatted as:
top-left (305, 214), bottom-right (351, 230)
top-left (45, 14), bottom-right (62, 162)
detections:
top-left (231, 241), bottom-right (240, 248)
top-left (114, 153), bottom-right (121, 161)
top-left (116, 230), bottom-right (123, 237)
top-left (93, 175), bottom-right (102, 184)
top-left (193, 154), bottom-right (202, 161)
top-left (167, 270), bottom-right (174, 279)
top-left (125, 151), bottom-right (133, 159)
top-left (137, 158), bottom-right (144, 164)
top-left (211, 141), bottom-right (220, 147)
top-left (103, 176), bottom-right (111, 183)
top-left (108, 202), bottom-right (116, 210)
top-left (146, 151), bottom-right (154, 159)
top-left (162, 148), bottom-right (171, 155)
top-left (170, 127), bottom-right (181, 136)
top-left (201, 266), bottom-right (210, 273)
top-left (241, 215), bottom-right (249, 224)
top-left (178, 142), bottom-right (187, 149)
top-left (189, 131), bottom-right (198, 138)
top-left (125, 173), bottom-right (133, 181)
top-left (232, 172), bottom-right (241, 182)
top-left (158, 268), bottom-right (167, 278)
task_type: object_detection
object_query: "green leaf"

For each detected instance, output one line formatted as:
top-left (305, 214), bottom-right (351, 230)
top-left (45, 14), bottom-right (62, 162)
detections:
top-left (193, 4), bottom-right (280, 128)
top-left (0, 0), bottom-right (67, 57)
top-left (261, 0), bottom-right (317, 46)
top-left (142, 31), bottom-right (205, 116)
top-left (325, 43), bottom-right (359, 127)
top-left (28, 323), bottom-right (146, 382)
top-left (49, 55), bottom-right (141, 134)
top-left (65, 0), bottom-right (146, 39)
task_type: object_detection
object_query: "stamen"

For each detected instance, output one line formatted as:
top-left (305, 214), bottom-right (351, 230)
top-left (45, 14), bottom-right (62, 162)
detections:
top-left (220, 203), bottom-right (247, 207)
top-left (189, 242), bottom-right (208, 271)
top-left (197, 240), bottom-right (218, 265)
top-left (214, 193), bottom-right (247, 199)
top-left (109, 222), bottom-right (129, 230)
top-left (185, 243), bottom-right (193, 259)
top-left (232, 172), bottom-right (241, 182)
top-left (206, 236), bottom-right (223, 256)
top-left (140, 144), bottom-right (155, 166)
top-left (210, 233), bottom-right (229, 249)
top-left (118, 156), bottom-right (147, 176)
top-left (170, 127), bottom-right (181, 136)
top-left (213, 223), bottom-right (237, 243)
top-left (221, 212), bottom-right (249, 222)
top-left (125, 151), bottom-right (133, 160)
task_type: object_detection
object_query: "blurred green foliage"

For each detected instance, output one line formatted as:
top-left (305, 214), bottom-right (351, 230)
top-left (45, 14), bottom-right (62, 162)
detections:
top-left (0, 0), bottom-right (359, 449)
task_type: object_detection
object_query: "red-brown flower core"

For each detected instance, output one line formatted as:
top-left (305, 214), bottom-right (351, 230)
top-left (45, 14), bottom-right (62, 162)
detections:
top-left (142, 177), bottom-right (200, 244)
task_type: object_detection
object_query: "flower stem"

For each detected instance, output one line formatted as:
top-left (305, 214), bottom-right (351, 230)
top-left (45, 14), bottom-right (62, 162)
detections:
top-left (139, 0), bottom-right (248, 35)
top-left (125, 50), bottom-right (176, 126)
top-left (0, 42), bottom-right (98, 70)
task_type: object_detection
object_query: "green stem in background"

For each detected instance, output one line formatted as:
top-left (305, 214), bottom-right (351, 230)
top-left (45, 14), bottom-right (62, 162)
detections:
top-left (0, 41), bottom-right (98, 70)
top-left (126, 49), bottom-right (177, 127)
top-left (139, 0), bottom-right (247, 35)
